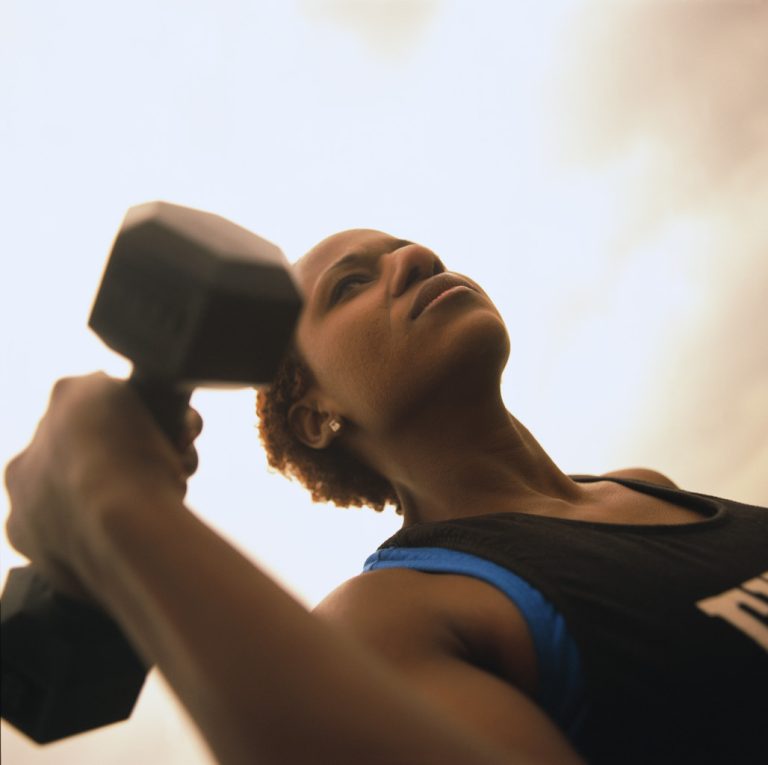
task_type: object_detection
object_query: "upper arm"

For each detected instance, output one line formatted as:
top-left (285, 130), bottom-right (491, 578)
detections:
top-left (601, 467), bottom-right (679, 489)
top-left (315, 569), bottom-right (584, 765)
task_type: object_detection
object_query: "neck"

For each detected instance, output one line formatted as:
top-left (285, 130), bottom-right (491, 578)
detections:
top-left (351, 386), bottom-right (589, 526)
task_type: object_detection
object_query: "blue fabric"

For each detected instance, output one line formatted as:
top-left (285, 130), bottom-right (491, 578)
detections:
top-left (363, 547), bottom-right (586, 736)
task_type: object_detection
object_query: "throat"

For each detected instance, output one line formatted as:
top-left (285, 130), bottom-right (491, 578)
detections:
top-left (380, 407), bottom-right (591, 526)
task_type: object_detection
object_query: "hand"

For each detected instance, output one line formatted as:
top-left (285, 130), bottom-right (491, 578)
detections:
top-left (178, 405), bottom-right (204, 482)
top-left (4, 373), bottom-right (203, 602)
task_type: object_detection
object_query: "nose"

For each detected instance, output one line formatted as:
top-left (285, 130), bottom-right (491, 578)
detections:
top-left (390, 244), bottom-right (443, 298)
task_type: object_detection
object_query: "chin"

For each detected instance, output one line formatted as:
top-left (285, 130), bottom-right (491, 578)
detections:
top-left (409, 309), bottom-right (510, 401)
top-left (449, 304), bottom-right (508, 359)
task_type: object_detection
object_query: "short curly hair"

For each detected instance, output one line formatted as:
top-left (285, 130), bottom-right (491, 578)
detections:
top-left (255, 346), bottom-right (400, 513)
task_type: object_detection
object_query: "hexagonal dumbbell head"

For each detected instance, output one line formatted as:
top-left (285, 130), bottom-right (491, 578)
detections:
top-left (1, 567), bottom-right (148, 744)
top-left (89, 201), bottom-right (302, 385)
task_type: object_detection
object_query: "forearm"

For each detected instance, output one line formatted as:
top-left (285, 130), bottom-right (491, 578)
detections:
top-left (80, 488), bottom-right (516, 765)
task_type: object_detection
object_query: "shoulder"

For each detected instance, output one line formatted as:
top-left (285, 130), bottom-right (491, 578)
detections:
top-left (314, 569), bottom-right (584, 763)
top-left (314, 568), bottom-right (442, 649)
top-left (314, 567), bottom-right (537, 692)
top-left (600, 467), bottom-right (679, 489)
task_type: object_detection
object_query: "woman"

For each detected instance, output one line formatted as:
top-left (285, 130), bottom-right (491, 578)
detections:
top-left (5, 229), bottom-right (767, 764)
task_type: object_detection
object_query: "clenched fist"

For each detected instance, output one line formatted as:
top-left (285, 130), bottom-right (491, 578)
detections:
top-left (4, 373), bottom-right (203, 604)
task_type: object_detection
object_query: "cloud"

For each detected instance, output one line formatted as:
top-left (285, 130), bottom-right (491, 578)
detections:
top-left (557, 2), bottom-right (768, 193)
top-left (527, 1), bottom-right (768, 500)
top-left (298, 0), bottom-right (440, 58)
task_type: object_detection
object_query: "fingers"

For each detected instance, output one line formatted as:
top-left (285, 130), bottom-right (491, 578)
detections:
top-left (180, 445), bottom-right (199, 477)
top-left (178, 407), bottom-right (203, 449)
top-left (177, 407), bottom-right (203, 477)
top-left (187, 407), bottom-right (203, 439)
top-left (5, 447), bottom-right (41, 559)
top-left (4, 455), bottom-right (28, 555)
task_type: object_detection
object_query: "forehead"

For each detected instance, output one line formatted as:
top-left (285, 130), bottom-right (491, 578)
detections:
top-left (293, 228), bottom-right (399, 296)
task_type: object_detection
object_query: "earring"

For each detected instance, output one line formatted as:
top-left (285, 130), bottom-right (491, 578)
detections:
top-left (329, 418), bottom-right (342, 433)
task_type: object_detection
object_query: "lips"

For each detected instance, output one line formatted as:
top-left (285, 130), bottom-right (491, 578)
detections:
top-left (409, 273), bottom-right (477, 320)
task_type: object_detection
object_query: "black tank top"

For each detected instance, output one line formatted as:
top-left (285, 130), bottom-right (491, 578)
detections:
top-left (375, 476), bottom-right (768, 764)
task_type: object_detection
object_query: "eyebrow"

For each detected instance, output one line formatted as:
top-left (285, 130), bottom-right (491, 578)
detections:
top-left (325, 238), bottom-right (414, 277)
top-left (316, 238), bottom-right (413, 302)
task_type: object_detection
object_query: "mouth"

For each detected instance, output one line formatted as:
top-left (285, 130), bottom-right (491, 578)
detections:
top-left (410, 273), bottom-right (477, 320)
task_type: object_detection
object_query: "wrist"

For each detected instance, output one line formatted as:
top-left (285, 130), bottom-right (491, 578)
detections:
top-left (66, 467), bottom-right (187, 610)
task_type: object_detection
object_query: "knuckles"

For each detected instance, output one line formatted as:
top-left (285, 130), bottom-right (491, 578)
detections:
top-left (50, 376), bottom-right (71, 398)
top-left (4, 453), bottom-right (21, 491)
top-left (51, 372), bottom-right (115, 402)
top-left (181, 445), bottom-right (199, 477)
top-left (183, 407), bottom-right (204, 441)
top-left (5, 506), bottom-right (28, 556)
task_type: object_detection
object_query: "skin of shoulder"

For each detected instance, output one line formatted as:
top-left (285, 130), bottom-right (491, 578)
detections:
top-left (601, 467), bottom-right (679, 489)
top-left (314, 568), bottom-right (585, 765)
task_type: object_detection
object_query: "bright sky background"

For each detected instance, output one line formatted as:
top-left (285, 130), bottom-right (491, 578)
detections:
top-left (2, 1), bottom-right (767, 762)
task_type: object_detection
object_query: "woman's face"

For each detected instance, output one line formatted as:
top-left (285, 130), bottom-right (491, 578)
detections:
top-left (292, 229), bottom-right (509, 435)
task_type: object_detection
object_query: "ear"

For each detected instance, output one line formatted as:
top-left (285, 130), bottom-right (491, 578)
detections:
top-left (288, 399), bottom-right (339, 450)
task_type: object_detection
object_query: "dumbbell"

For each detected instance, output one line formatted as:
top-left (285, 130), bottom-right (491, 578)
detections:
top-left (1, 202), bottom-right (302, 743)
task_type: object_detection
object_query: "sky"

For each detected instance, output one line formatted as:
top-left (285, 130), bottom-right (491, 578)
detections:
top-left (2, 1), bottom-right (767, 762)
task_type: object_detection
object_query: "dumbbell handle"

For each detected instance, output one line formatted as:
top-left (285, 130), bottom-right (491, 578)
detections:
top-left (1, 374), bottom-right (190, 743)
top-left (129, 371), bottom-right (191, 444)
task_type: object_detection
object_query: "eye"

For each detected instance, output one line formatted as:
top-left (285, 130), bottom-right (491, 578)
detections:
top-left (330, 273), bottom-right (369, 305)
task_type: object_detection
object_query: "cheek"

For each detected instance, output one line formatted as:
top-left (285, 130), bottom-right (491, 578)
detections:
top-left (298, 312), bottom-right (397, 417)
top-left (299, 298), bottom-right (508, 425)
